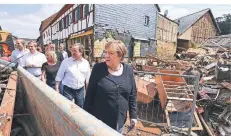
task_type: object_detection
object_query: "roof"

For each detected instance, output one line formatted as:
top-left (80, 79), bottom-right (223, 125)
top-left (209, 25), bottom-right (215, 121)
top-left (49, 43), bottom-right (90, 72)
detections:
top-left (50, 4), bottom-right (73, 26)
top-left (155, 4), bottom-right (161, 12)
top-left (201, 34), bottom-right (231, 47)
top-left (158, 13), bottom-right (179, 25)
top-left (175, 8), bottom-right (221, 35)
top-left (40, 12), bottom-right (58, 32)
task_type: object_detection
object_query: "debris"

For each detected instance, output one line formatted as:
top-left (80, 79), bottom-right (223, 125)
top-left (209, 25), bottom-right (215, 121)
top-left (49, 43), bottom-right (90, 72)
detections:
top-left (204, 62), bottom-right (217, 70)
top-left (215, 63), bottom-right (231, 81)
top-left (220, 82), bottom-right (231, 91)
top-left (219, 105), bottom-right (231, 125)
top-left (198, 113), bottom-right (216, 136)
top-left (202, 76), bottom-right (215, 81)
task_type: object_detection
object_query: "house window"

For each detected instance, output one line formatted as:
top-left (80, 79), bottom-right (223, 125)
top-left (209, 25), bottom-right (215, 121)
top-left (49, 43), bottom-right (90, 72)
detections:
top-left (59, 20), bottom-right (62, 31)
top-left (62, 18), bottom-right (64, 29)
top-left (66, 15), bottom-right (69, 27)
top-left (69, 13), bottom-right (72, 25)
top-left (64, 17), bottom-right (66, 28)
top-left (72, 9), bottom-right (76, 23)
top-left (43, 34), bottom-right (45, 39)
top-left (80, 5), bottom-right (83, 19)
top-left (144, 15), bottom-right (150, 26)
top-left (84, 4), bottom-right (89, 16)
top-left (76, 6), bottom-right (81, 21)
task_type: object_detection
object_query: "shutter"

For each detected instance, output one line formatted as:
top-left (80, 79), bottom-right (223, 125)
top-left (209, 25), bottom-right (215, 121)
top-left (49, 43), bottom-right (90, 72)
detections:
top-left (85, 4), bottom-right (89, 16)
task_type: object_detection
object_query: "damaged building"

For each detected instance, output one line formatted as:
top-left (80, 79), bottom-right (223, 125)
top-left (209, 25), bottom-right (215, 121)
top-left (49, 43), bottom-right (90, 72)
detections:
top-left (39, 4), bottom-right (161, 63)
top-left (175, 8), bottom-right (221, 50)
top-left (155, 14), bottom-right (179, 59)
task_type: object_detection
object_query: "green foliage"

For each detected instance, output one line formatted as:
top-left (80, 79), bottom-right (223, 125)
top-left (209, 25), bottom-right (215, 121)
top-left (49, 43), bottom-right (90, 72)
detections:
top-left (216, 14), bottom-right (231, 35)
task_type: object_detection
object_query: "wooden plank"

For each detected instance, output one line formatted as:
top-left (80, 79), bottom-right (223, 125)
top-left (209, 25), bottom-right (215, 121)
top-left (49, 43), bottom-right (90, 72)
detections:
top-left (135, 77), bottom-right (157, 104)
top-left (198, 113), bottom-right (215, 136)
top-left (156, 75), bottom-right (167, 109)
top-left (204, 62), bottom-right (217, 70)
top-left (166, 92), bottom-right (189, 95)
top-left (165, 110), bottom-right (171, 127)
top-left (163, 81), bottom-right (186, 85)
top-left (167, 97), bottom-right (193, 101)
top-left (220, 82), bottom-right (231, 91)
top-left (0, 71), bottom-right (18, 136)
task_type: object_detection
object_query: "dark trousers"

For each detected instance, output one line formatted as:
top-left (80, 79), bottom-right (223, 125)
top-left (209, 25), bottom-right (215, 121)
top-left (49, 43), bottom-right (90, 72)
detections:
top-left (47, 80), bottom-right (56, 90)
top-left (63, 85), bottom-right (84, 108)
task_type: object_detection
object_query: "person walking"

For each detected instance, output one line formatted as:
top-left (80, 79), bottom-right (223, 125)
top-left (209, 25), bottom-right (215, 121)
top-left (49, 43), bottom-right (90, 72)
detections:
top-left (22, 41), bottom-right (47, 79)
top-left (83, 40), bottom-right (137, 133)
top-left (59, 43), bottom-right (68, 59)
top-left (11, 38), bottom-right (29, 66)
top-left (55, 43), bottom-right (90, 108)
top-left (47, 43), bottom-right (64, 62)
top-left (41, 51), bottom-right (61, 90)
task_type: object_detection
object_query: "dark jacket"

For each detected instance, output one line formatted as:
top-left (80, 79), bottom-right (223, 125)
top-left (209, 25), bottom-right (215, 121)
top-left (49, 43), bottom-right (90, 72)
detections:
top-left (84, 62), bottom-right (137, 130)
top-left (55, 51), bottom-right (64, 62)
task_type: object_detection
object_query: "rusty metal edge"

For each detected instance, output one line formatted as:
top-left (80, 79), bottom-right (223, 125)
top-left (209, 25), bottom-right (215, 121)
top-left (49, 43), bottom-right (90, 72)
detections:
top-left (0, 71), bottom-right (18, 136)
top-left (17, 66), bottom-right (121, 136)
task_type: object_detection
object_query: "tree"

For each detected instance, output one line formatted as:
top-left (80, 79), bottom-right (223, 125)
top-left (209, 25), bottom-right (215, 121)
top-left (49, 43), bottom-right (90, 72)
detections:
top-left (216, 14), bottom-right (231, 35)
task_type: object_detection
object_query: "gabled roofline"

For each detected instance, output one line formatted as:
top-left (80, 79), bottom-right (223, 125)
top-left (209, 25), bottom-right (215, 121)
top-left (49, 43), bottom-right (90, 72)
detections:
top-left (50, 4), bottom-right (74, 26)
top-left (155, 4), bottom-right (161, 12)
top-left (158, 13), bottom-right (179, 25)
top-left (176, 8), bottom-right (221, 36)
top-left (175, 8), bottom-right (209, 21)
top-left (41, 12), bottom-right (58, 33)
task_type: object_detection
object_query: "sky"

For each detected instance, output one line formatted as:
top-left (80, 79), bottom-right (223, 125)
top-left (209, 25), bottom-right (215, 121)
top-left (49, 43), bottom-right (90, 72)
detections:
top-left (0, 4), bottom-right (63, 39)
top-left (0, 4), bottom-right (230, 39)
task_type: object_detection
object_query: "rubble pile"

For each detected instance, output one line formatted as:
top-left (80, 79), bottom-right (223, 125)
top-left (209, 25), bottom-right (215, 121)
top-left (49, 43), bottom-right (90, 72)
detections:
top-left (131, 45), bottom-right (231, 135)
top-left (174, 46), bottom-right (231, 136)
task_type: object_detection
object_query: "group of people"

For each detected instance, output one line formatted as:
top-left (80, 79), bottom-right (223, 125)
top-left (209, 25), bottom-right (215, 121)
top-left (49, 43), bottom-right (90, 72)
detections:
top-left (6, 38), bottom-right (138, 133)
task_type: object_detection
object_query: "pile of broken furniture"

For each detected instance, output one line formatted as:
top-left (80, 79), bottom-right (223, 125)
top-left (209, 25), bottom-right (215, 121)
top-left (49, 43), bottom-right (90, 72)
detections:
top-left (131, 45), bottom-right (231, 135)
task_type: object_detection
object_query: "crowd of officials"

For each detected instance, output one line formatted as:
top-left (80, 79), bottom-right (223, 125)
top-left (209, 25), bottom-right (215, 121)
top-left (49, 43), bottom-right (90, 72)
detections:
top-left (1, 38), bottom-right (138, 133)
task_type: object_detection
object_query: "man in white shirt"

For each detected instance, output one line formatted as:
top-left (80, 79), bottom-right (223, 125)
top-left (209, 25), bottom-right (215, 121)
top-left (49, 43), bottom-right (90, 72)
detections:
top-left (59, 43), bottom-right (68, 59)
top-left (22, 41), bottom-right (47, 79)
top-left (55, 43), bottom-right (90, 108)
top-left (11, 39), bottom-right (29, 66)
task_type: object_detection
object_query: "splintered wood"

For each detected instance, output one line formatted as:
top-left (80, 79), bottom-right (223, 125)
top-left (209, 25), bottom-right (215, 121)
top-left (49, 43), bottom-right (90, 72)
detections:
top-left (135, 77), bottom-right (156, 104)
top-left (0, 71), bottom-right (18, 136)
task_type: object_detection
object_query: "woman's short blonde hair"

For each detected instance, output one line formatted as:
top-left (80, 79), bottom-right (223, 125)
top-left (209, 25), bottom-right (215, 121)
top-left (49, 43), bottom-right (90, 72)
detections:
top-left (45, 51), bottom-right (57, 63)
top-left (105, 40), bottom-right (127, 60)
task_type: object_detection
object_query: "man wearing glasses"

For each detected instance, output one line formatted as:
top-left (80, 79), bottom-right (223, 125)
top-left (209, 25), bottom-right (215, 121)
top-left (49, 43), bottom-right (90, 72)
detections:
top-left (10, 38), bottom-right (29, 66)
